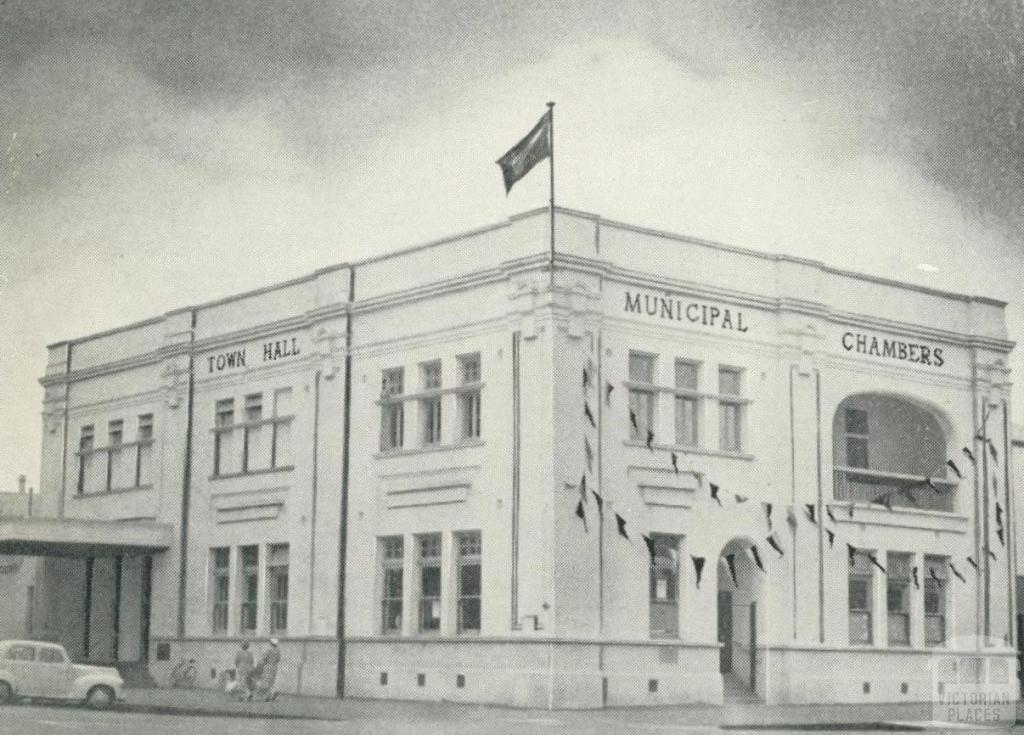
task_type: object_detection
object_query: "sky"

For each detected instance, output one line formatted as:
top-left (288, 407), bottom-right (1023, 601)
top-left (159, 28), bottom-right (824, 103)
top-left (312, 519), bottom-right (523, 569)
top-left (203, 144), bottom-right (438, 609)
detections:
top-left (2, 1), bottom-right (1023, 491)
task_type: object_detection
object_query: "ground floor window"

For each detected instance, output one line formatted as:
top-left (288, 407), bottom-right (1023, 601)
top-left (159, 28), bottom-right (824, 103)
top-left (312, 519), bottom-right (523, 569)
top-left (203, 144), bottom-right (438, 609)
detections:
top-left (649, 534), bottom-right (681, 638)
top-left (887, 552), bottom-right (911, 646)
top-left (849, 549), bottom-right (874, 645)
top-left (239, 545), bottom-right (259, 634)
top-left (418, 534), bottom-right (442, 633)
top-left (456, 532), bottom-right (481, 634)
top-left (267, 544), bottom-right (289, 634)
top-left (924, 555), bottom-right (947, 647)
top-left (380, 537), bottom-right (404, 634)
top-left (210, 548), bottom-right (230, 634)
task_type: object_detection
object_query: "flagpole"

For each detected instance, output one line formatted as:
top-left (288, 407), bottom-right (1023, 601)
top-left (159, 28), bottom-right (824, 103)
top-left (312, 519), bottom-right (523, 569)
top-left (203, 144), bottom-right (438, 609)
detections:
top-left (547, 101), bottom-right (555, 289)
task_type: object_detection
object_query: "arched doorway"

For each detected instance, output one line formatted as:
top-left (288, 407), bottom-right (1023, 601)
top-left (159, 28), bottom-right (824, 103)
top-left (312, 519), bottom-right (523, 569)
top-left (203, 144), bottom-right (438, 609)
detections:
top-left (718, 537), bottom-right (765, 701)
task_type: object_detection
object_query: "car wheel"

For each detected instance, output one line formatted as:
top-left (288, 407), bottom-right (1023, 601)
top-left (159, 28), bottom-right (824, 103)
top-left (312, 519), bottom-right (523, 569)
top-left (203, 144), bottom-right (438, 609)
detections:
top-left (85, 685), bottom-right (114, 710)
top-left (0, 681), bottom-right (11, 705)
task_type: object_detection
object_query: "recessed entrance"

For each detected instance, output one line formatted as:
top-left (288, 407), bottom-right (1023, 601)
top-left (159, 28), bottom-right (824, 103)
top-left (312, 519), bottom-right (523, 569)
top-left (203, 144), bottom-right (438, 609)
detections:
top-left (718, 537), bottom-right (764, 702)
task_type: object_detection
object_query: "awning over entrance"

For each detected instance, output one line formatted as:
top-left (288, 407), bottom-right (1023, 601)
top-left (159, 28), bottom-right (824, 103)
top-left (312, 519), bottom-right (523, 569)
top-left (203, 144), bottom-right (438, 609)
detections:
top-left (0, 516), bottom-right (173, 556)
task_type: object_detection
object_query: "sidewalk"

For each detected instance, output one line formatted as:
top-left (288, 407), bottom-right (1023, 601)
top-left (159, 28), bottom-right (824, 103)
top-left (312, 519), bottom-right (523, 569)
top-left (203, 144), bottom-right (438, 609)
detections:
top-left (118, 686), bottom-right (988, 731)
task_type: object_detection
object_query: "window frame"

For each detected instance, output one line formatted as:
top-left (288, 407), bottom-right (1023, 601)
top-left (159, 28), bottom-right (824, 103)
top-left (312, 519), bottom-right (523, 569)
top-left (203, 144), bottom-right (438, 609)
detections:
top-left (456, 354), bottom-right (482, 442)
top-left (417, 533), bottom-right (442, 634)
top-left (267, 543), bottom-right (289, 635)
top-left (848, 549), bottom-right (874, 645)
top-left (924, 555), bottom-right (948, 647)
top-left (238, 545), bottom-right (259, 635)
top-left (210, 547), bottom-right (230, 635)
top-left (673, 359), bottom-right (701, 447)
top-left (456, 531), bottom-right (482, 635)
top-left (649, 534), bottom-right (681, 639)
top-left (77, 425), bottom-right (95, 495)
top-left (628, 351), bottom-right (657, 441)
top-left (717, 366), bottom-right (744, 453)
top-left (380, 367), bottom-right (405, 452)
top-left (419, 361), bottom-right (443, 446)
top-left (380, 536), bottom-right (404, 635)
top-left (886, 552), bottom-right (912, 647)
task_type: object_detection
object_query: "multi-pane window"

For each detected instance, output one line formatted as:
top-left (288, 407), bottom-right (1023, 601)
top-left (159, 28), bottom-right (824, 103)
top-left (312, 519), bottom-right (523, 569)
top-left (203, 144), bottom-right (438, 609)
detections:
top-left (213, 399), bottom-right (236, 476)
top-left (674, 360), bottom-right (700, 446)
top-left (210, 548), bottom-right (230, 634)
top-left (380, 537), bottom-right (404, 634)
top-left (887, 552), bottom-right (912, 646)
top-left (239, 545), bottom-right (259, 634)
top-left (380, 368), bottom-right (405, 451)
top-left (457, 354), bottom-right (482, 441)
top-left (849, 549), bottom-right (874, 645)
top-left (844, 408), bottom-right (869, 469)
top-left (418, 534), bottom-right (442, 633)
top-left (650, 534), bottom-right (681, 638)
top-left (267, 544), bottom-right (289, 634)
top-left (77, 425), bottom-right (94, 495)
top-left (718, 367), bottom-right (744, 452)
top-left (628, 352), bottom-right (656, 441)
top-left (135, 414), bottom-right (154, 487)
top-left (924, 556), bottom-right (947, 647)
top-left (420, 362), bottom-right (443, 445)
top-left (243, 393), bottom-right (268, 472)
top-left (271, 388), bottom-right (293, 468)
top-left (107, 419), bottom-right (132, 490)
top-left (456, 532), bottom-right (482, 634)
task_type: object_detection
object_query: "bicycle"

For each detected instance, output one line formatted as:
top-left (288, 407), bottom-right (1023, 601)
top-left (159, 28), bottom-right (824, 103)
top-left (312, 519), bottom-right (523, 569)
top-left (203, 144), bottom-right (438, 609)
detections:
top-left (169, 658), bottom-right (197, 688)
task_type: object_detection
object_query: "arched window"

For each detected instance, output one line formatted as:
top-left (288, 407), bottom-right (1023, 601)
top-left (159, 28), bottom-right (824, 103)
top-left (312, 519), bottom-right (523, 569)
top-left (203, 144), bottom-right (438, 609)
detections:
top-left (832, 394), bottom-right (954, 512)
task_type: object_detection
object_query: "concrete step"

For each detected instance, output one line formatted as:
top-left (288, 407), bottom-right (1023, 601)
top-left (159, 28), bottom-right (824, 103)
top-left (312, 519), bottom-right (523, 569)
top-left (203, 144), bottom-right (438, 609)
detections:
top-left (722, 673), bottom-right (760, 703)
top-left (116, 661), bottom-right (157, 688)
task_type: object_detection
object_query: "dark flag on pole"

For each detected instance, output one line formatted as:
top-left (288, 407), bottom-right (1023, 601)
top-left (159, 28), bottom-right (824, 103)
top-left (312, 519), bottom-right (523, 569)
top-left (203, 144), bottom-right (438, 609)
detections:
top-left (946, 459), bottom-right (962, 479)
top-left (911, 566), bottom-right (920, 589)
top-left (764, 503), bottom-right (773, 530)
top-left (995, 501), bottom-right (1003, 526)
top-left (614, 513), bottom-right (629, 540)
top-left (749, 545), bottom-right (765, 572)
top-left (670, 452), bottom-right (679, 475)
top-left (826, 529), bottom-right (835, 548)
top-left (710, 483), bottom-right (722, 506)
top-left (584, 402), bottom-right (596, 428)
top-left (692, 556), bottom-right (706, 588)
top-left (605, 381), bottom-right (614, 405)
top-left (826, 506), bottom-right (838, 525)
top-left (767, 533), bottom-right (784, 557)
top-left (987, 547), bottom-right (997, 562)
top-left (575, 500), bottom-right (587, 532)
top-left (805, 504), bottom-right (817, 524)
top-left (641, 534), bottom-right (656, 565)
top-left (496, 109), bottom-right (552, 194)
top-left (725, 553), bottom-right (738, 588)
top-left (925, 477), bottom-right (939, 494)
top-left (963, 446), bottom-right (976, 464)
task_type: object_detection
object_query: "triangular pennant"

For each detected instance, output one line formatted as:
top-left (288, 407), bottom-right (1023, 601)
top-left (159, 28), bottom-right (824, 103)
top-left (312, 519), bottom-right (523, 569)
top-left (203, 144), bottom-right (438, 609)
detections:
top-left (929, 568), bottom-right (943, 588)
top-left (749, 545), bottom-right (765, 572)
top-left (614, 513), bottom-right (629, 540)
top-left (641, 534), bottom-right (656, 565)
top-left (945, 459), bottom-right (962, 479)
top-left (605, 381), bottom-right (614, 405)
top-left (967, 556), bottom-right (979, 572)
top-left (996, 526), bottom-right (1005, 547)
top-left (872, 493), bottom-right (893, 511)
top-left (670, 452), bottom-right (679, 475)
top-left (628, 409), bottom-right (638, 431)
top-left (995, 501), bottom-right (1003, 525)
top-left (646, 429), bottom-right (655, 451)
top-left (925, 477), bottom-right (939, 494)
top-left (582, 366), bottom-right (591, 389)
top-left (846, 543), bottom-right (857, 567)
top-left (826, 529), bottom-right (835, 548)
top-left (767, 533), bottom-right (784, 558)
top-left (826, 507), bottom-right (838, 525)
top-left (786, 505), bottom-right (798, 528)
top-left (591, 489), bottom-right (603, 512)
top-left (584, 438), bottom-right (594, 473)
top-left (805, 504), bottom-right (816, 524)
top-left (867, 554), bottom-right (887, 574)
top-left (962, 446), bottom-right (976, 464)
top-left (735, 494), bottom-right (749, 504)
top-left (692, 555), bottom-right (706, 589)
top-left (848, 502), bottom-right (855, 518)
top-left (584, 402), bottom-right (596, 428)
top-left (987, 441), bottom-right (998, 462)
top-left (710, 483), bottom-right (722, 506)
top-left (579, 474), bottom-right (587, 504)
top-left (725, 553), bottom-right (738, 588)
top-left (764, 503), bottom-right (773, 530)
top-left (987, 548), bottom-right (997, 562)
top-left (897, 486), bottom-right (918, 505)
top-left (575, 500), bottom-right (587, 533)
top-left (949, 563), bottom-right (966, 583)
top-left (911, 566), bottom-right (920, 590)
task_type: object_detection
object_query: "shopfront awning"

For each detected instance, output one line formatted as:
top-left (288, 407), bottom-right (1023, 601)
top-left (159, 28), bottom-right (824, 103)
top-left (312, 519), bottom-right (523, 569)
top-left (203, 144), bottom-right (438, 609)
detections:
top-left (0, 516), bottom-right (173, 556)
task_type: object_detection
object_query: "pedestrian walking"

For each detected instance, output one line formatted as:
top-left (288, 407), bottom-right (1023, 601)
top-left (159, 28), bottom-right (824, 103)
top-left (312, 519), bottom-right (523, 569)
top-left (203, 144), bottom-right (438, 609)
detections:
top-left (255, 637), bottom-right (281, 701)
top-left (233, 641), bottom-right (254, 701)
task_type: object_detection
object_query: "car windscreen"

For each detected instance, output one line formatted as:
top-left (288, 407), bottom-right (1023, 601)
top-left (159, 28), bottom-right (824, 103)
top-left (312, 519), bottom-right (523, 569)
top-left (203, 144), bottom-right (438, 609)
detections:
top-left (4, 645), bottom-right (35, 661)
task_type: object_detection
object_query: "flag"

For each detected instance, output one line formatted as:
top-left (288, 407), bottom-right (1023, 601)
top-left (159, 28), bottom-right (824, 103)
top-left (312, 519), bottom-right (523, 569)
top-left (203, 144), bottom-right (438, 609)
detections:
top-left (997, 526), bottom-right (1005, 546)
top-left (911, 566), bottom-right (920, 589)
top-left (641, 534), bottom-right (656, 565)
top-left (584, 438), bottom-right (594, 473)
top-left (872, 493), bottom-right (893, 511)
top-left (925, 477), bottom-right (939, 494)
top-left (897, 486), bottom-right (918, 505)
top-left (988, 441), bottom-right (998, 462)
top-left (963, 446), bottom-right (976, 464)
top-left (929, 568), bottom-right (943, 588)
top-left (805, 504), bottom-right (816, 524)
top-left (767, 533), bottom-right (784, 557)
top-left (615, 513), bottom-right (629, 540)
top-left (826, 529), bottom-right (835, 548)
top-left (725, 553), bottom-right (738, 588)
top-left (967, 556), bottom-right (979, 571)
top-left (575, 500), bottom-right (587, 532)
top-left (848, 502), bottom-right (855, 518)
top-left (995, 501), bottom-right (1003, 525)
top-left (826, 507), bottom-right (838, 525)
top-left (646, 429), bottom-right (655, 451)
top-left (496, 109), bottom-right (551, 194)
top-left (946, 459), bottom-right (962, 479)
top-left (591, 489), bottom-right (603, 512)
top-left (629, 409), bottom-right (638, 431)
top-left (579, 474), bottom-right (587, 503)
top-left (867, 554), bottom-right (887, 574)
top-left (584, 402), bottom-right (596, 428)
top-left (670, 452), bottom-right (679, 475)
top-left (949, 563), bottom-right (966, 583)
top-left (582, 366), bottom-right (591, 389)
top-left (764, 503), bottom-right (773, 530)
top-left (605, 381), bottom-right (614, 405)
top-left (735, 494), bottom-right (748, 504)
top-left (749, 545), bottom-right (765, 572)
top-left (987, 548), bottom-right (997, 561)
top-left (786, 505), bottom-right (797, 528)
top-left (692, 556), bottom-right (706, 588)
top-left (847, 543), bottom-right (857, 566)
top-left (710, 483), bottom-right (722, 506)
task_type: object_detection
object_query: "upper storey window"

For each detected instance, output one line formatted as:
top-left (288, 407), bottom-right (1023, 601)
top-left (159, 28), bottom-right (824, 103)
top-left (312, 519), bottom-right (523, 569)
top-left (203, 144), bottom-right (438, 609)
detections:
top-left (628, 352), bottom-right (656, 441)
top-left (832, 394), bottom-right (953, 512)
top-left (717, 367), bottom-right (744, 453)
top-left (420, 361), bottom-right (443, 446)
top-left (76, 415), bottom-right (156, 495)
top-left (213, 389), bottom-right (294, 478)
top-left (380, 368), bottom-right (405, 451)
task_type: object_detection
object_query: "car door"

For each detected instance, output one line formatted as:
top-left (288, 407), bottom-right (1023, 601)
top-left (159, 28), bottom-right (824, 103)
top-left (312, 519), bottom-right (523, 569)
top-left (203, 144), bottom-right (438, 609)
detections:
top-left (4, 644), bottom-right (39, 696)
top-left (36, 645), bottom-right (73, 699)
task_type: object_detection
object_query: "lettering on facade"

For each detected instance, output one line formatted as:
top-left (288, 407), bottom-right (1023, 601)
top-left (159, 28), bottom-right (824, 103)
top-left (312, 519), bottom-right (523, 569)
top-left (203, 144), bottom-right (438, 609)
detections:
top-left (624, 290), bottom-right (749, 332)
top-left (841, 331), bottom-right (944, 367)
top-left (206, 337), bottom-right (302, 374)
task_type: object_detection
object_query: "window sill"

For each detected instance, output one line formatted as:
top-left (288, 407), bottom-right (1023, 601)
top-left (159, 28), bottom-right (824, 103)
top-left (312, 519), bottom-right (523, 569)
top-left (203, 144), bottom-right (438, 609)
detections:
top-left (74, 484), bottom-right (154, 498)
top-left (210, 466), bottom-right (294, 481)
top-left (623, 440), bottom-right (753, 461)
top-left (376, 439), bottom-right (484, 459)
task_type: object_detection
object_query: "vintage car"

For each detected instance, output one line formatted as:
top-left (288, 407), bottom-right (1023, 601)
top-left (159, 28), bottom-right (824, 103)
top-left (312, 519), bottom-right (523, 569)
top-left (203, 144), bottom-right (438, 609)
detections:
top-left (0, 640), bottom-right (123, 709)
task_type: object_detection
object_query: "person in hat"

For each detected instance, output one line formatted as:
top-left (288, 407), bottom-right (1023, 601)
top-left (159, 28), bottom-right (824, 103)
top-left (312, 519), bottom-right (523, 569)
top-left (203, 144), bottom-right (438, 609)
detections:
top-left (232, 641), bottom-right (254, 701)
top-left (255, 638), bottom-right (281, 701)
